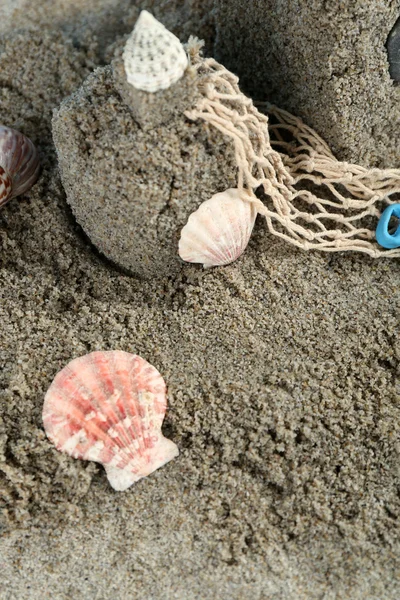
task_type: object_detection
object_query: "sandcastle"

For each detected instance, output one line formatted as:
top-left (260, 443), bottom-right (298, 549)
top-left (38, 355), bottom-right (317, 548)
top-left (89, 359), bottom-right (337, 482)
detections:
top-left (52, 12), bottom-right (400, 279)
top-left (214, 0), bottom-right (400, 168)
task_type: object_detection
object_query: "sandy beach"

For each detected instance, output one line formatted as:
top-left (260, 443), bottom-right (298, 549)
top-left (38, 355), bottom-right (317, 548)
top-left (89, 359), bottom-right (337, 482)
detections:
top-left (0, 2), bottom-right (399, 599)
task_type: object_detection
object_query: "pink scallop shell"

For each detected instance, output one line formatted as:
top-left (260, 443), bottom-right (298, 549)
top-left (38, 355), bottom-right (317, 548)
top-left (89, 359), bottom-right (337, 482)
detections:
top-left (0, 126), bottom-right (40, 208)
top-left (42, 351), bottom-right (179, 491)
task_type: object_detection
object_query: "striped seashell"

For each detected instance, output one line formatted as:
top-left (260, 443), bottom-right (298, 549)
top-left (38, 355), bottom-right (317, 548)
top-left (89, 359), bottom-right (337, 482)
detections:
top-left (123, 10), bottom-right (188, 93)
top-left (0, 126), bottom-right (40, 208)
top-left (179, 188), bottom-right (257, 268)
top-left (43, 351), bottom-right (179, 491)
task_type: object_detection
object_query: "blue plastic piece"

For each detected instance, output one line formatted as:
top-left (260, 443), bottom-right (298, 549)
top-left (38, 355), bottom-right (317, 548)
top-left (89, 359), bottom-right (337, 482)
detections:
top-left (376, 204), bottom-right (400, 249)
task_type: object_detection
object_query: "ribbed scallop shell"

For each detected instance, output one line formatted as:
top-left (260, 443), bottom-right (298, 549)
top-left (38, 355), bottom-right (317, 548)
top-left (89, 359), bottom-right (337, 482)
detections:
top-left (0, 126), bottom-right (40, 208)
top-left (123, 10), bottom-right (188, 93)
top-left (179, 188), bottom-right (257, 268)
top-left (42, 351), bottom-right (179, 491)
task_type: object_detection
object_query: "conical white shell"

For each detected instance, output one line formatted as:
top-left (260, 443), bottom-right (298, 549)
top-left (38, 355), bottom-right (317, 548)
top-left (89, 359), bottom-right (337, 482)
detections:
top-left (179, 188), bottom-right (257, 268)
top-left (123, 10), bottom-right (188, 93)
top-left (0, 126), bottom-right (40, 208)
top-left (42, 351), bottom-right (179, 491)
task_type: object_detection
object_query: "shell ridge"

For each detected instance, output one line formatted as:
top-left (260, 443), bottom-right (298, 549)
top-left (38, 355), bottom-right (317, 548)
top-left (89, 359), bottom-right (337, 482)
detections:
top-left (44, 365), bottom-right (99, 430)
top-left (112, 356), bottom-right (155, 469)
top-left (0, 129), bottom-right (18, 173)
top-left (92, 353), bottom-right (125, 433)
top-left (49, 390), bottom-right (114, 457)
top-left (43, 351), bottom-right (178, 490)
top-left (183, 221), bottom-right (226, 264)
top-left (140, 391), bottom-right (158, 453)
top-left (98, 353), bottom-right (161, 469)
top-left (134, 359), bottom-right (167, 463)
top-left (227, 202), bottom-right (245, 260)
top-left (196, 200), bottom-right (235, 262)
top-left (0, 126), bottom-right (40, 206)
top-left (179, 188), bottom-right (257, 267)
top-left (134, 359), bottom-right (159, 456)
top-left (64, 353), bottom-right (133, 460)
top-left (110, 352), bottom-right (143, 460)
top-left (217, 200), bottom-right (237, 262)
top-left (183, 210), bottom-right (226, 262)
top-left (0, 169), bottom-right (13, 208)
top-left (96, 352), bottom-right (138, 460)
top-left (11, 140), bottom-right (40, 197)
top-left (69, 357), bottom-right (120, 438)
top-left (220, 196), bottom-right (248, 258)
top-left (44, 389), bottom-right (111, 457)
top-left (8, 135), bottom-right (23, 174)
top-left (126, 356), bottom-right (148, 458)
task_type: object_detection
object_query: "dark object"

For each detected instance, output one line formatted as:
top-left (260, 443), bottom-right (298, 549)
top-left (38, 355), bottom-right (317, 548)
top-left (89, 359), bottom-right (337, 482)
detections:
top-left (387, 17), bottom-right (400, 82)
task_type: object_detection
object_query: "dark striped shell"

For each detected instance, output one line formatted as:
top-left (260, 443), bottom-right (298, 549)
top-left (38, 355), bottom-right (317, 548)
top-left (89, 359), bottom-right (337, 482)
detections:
top-left (0, 126), bottom-right (40, 208)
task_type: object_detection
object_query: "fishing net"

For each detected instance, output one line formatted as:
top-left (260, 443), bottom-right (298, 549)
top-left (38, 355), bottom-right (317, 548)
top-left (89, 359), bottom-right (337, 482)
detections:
top-left (185, 40), bottom-right (400, 257)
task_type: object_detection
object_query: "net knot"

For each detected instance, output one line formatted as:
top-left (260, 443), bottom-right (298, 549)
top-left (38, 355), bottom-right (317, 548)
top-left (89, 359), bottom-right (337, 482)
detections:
top-left (189, 52), bottom-right (400, 258)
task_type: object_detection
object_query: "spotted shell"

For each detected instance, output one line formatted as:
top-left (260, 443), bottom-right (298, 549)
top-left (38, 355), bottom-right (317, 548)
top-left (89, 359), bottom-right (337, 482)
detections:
top-left (179, 188), bottom-right (257, 268)
top-left (0, 126), bottom-right (40, 208)
top-left (42, 351), bottom-right (179, 491)
top-left (123, 10), bottom-right (188, 93)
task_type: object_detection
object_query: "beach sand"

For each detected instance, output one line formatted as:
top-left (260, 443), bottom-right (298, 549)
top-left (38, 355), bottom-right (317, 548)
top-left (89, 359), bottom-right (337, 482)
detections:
top-left (214, 0), bottom-right (400, 168)
top-left (0, 3), bottom-right (400, 599)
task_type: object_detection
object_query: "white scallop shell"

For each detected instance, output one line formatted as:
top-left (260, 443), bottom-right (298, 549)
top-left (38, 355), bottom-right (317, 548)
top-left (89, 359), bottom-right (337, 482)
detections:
top-left (123, 10), bottom-right (188, 93)
top-left (179, 188), bottom-right (257, 268)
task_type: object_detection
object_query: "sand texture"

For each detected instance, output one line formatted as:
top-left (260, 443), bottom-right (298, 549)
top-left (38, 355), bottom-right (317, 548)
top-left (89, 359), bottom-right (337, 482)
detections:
top-left (0, 0), bottom-right (214, 61)
top-left (1, 0), bottom-right (399, 164)
top-left (214, 0), bottom-right (400, 168)
top-left (52, 59), bottom-right (236, 278)
top-left (0, 3), bottom-right (400, 600)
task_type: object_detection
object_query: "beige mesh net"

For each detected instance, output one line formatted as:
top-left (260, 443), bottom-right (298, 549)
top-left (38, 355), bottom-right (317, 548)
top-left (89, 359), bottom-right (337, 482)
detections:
top-left (185, 44), bottom-right (400, 257)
